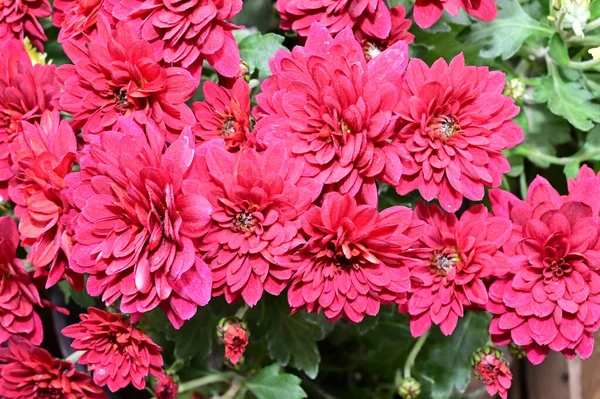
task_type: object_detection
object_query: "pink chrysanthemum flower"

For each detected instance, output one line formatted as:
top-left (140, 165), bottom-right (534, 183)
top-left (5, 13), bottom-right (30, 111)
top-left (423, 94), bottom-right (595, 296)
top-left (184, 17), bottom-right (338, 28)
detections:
top-left (217, 318), bottom-right (249, 365)
top-left (353, 5), bottom-right (414, 61)
top-left (0, 337), bottom-right (107, 399)
top-left (192, 79), bottom-right (253, 152)
top-left (287, 192), bottom-right (427, 322)
top-left (155, 374), bottom-right (178, 399)
top-left (414, 0), bottom-right (497, 29)
top-left (0, 0), bottom-right (50, 50)
top-left (472, 346), bottom-right (512, 399)
top-left (405, 202), bottom-right (512, 337)
top-left (68, 119), bottom-right (213, 328)
top-left (52, 0), bottom-right (112, 43)
top-left (0, 217), bottom-right (43, 345)
top-left (54, 15), bottom-right (195, 139)
top-left (0, 39), bottom-right (56, 199)
top-left (277, 0), bottom-right (392, 40)
top-left (254, 23), bottom-right (408, 204)
top-left (62, 308), bottom-right (164, 392)
top-left (488, 171), bottom-right (600, 364)
top-left (8, 110), bottom-right (81, 290)
top-left (394, 54), bottom-right (523, 213)
top-left (108, 0), bottom-right (243, 79)
top-left (191, 142), bottom-right (321, 306)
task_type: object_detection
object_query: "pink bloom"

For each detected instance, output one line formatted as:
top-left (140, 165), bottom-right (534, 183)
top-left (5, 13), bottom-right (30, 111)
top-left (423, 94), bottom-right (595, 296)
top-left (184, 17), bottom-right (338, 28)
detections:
top-left (0, 217), bottom-right (43, 345)
top-left (68, 119), bottom-right (213, 328)
top-left (155, 374), bottom-right (178, 399)
top-left (62, 308), bottom-right (164, 392)
top-left (413, 0), bottom-right (497, 29)
top-left (0, 337), bottom-right (106, 399)
top-left (405, 202), bottom-right (512, 337)
top-left (354, 5), bottom-right (414, 61)
top-left (287, 192), bottom-right (427, 322)
top-left (54, 16), bottom-right (195, 139)
top-left (217, 318), bottom-right (249, 365)
top-left (53, 0), bottom-right (112, 43)
top-left (394, 54), bottom-right (523, 213)
top-left (254, 23), bottom-right (407, 204)
top-left (0, 0), bottom-right (51, 50)
top-left (192, 142), bottom-right (321, 306)
top-left (277, 0), bottom-right (392, 40)
top-left (472, 346), bottom-right (512, 399)
top-left (108, 0), bottom-right (243, 79)
top-left (8, 110), bottom-right (81, 290)
top-left (488, 171), bottom-right (600, 364)
top-left (0, 40), bottom-right (56, 199)
top-left (192, 79), bottom-right (254, 152)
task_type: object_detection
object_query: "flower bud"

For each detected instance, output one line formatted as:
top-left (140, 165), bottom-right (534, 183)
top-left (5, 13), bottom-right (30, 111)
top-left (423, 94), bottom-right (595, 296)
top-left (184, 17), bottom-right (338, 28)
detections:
top-left (155, 374), bottom-right (178, 399)
top-left (553, 0), bottom-right (590, 37)
top-left (472, 346), bottom-right (512, 399)
top-left (217, 317), bottom-right (249, 365)
top-left (503, 78), bottom-right (526, 103)
top-left (398, 377), bottom-right (421, 399)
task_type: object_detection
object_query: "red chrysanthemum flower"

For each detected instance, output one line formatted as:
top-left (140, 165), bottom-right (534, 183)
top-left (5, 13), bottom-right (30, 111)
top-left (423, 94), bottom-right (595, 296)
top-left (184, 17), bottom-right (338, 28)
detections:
top-left (62, 308), bottom-right (164, 392)
top-left (108, 0), bottom-right (243, 79)
top-left (472, 346), bottom-right (512, 399)
top-left (287, 192), bottom-right (427, 322)
top-left (0, 39), bottom-right (56, 199)
top-left (488, 172), bottom-right (600, 364)
top-left (254, 23), bottom-right (408, 204)
top-left (277, 0), bottom-right (392, 40)
top-left (217, 317), bottom-right (249, 365)
top-left (405, 202), bottom-right (512, 337)
top-left (155, 374), bottom-right (178, 399)
top-left (0, 216), bottom-right (43, 345)
top-left (192, 79), bottom-right (253, 152)
top-left (8, 110), bottom-right (81, 290)
top-left (52, 0), bottom-right (112, 43)
top-left (0, 0), bottom-right (50, 50)
top-left (413, 0), bottom-right (497, 29)
top-left (0, 337), bottom-right (106, 399)
top-left (68, 119), bottom-right (213, 328)
top-left (353, 5), bottom-right (414, 61)
top-left (393, 54), bottom-right (523, 213)
top-left (191, 142), bottom-right (321, 306)
top-left (54, 16), bottom-right (195, 139)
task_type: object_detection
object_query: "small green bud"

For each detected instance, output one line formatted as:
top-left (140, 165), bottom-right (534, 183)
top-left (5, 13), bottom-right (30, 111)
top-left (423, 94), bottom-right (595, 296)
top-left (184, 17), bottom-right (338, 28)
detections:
top-left (503, 78), bottom-right (526, 103)
top-left (398, 377), bottom-right (421, 399)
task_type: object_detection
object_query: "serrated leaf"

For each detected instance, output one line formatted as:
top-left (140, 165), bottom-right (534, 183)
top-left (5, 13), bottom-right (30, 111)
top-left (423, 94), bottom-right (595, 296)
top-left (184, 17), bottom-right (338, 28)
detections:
top-left (462, 0), bottom-right (553, 59)
top-left (418, 312), bottom-right (490, 399)
top-left (238, 33), bottom-right (286, 80)
top-left (548, 33), bottom-right (570, 65)
top-left (246, 364), bottom-right (307, 399)
top-left (260, 296), bottom-right (326, 379)
top-left (535, 75), bottom-right (600, 131)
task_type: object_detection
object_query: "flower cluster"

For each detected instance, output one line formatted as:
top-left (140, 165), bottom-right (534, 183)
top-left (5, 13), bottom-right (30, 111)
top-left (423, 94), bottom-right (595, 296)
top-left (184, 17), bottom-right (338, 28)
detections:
top-left (4, 0), bottom-right (600, 397)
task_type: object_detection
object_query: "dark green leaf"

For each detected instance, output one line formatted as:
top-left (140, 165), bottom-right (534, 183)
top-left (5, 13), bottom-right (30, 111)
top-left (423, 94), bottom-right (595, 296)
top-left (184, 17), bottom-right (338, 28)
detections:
top-left (172, 309), bottom-right (217, 360)
top-left (246, 364), bottom-right (307, 399)
top-left (417, 312), bottom-right (490, 399)
top-left (259, 296), bottom-right (327, 379)
top-left (548, 33), bottom-right (570, 66)
top-left (59, 280), bottom-right (96, 309)
top-left (462, 0), bottom-right (553, 59)
top-left (233, 0), bottom-right (279, 33)
top-left (238, 33), bottom-right (286, 80)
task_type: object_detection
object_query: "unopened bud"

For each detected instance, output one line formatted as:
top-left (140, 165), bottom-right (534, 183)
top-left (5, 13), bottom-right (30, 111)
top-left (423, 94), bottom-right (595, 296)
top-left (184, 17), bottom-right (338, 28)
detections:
top-left (217, 317), bottom-right (249, 365)
top-left (398, 377), bottom-right (421, 399)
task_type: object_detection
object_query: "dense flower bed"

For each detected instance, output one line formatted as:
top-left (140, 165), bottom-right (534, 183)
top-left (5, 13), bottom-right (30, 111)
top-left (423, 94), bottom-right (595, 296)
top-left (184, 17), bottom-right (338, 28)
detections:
top-left (1, 0), bottom-right (600, 398)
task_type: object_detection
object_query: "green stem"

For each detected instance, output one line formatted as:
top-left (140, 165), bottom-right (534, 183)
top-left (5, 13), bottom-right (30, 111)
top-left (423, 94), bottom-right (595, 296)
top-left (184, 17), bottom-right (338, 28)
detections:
top-left (403, 330), bottom-right (430, 379)
top-left (566, 35), bottom-right (600, 46)
top-left (65, 351), bottom-right (85, 364)
top-left (515, 147), bottom-right (600, 165)
top-left (585, 18), bottom-right (600, 33)
top-left (178, 373), bottom-right (235, 394)
top-left (566, 59), bottom-right (600, 70)
top-left (235, 304), bottom-right (250, 319)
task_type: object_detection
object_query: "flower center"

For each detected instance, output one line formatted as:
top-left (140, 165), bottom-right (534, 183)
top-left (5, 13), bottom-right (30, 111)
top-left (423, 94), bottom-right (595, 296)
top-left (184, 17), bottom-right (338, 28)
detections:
top-left (115, 88), bottom-right (129, 108)
top-left (232, 211), bottom-right (257, 233)
top-left (431, 249), bottom-right (459, 276)
top-left (363, 42), bottom-right (383, 60)
top-left (221, 117), bottom-right (237, 138)
top-left (430, 115), bottom-right (460, 140)
top-left (543, 258), bottom-right (573, 281)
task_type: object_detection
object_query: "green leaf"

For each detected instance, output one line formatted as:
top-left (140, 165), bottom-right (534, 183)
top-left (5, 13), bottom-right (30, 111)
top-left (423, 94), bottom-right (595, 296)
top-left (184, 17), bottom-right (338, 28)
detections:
top-left (246, 364), bottom-right (307, 399)
top-left (548, 33), bottom-right (570, 66)
top-left (462, 0), bottom-right (553, 59)
top-left (59, 280), bottom-right (96, 309)
top-left (172, 309), bottom-right (217, 360)
top-left (233, 0), bottom-right (279, 33)
top-left (591, 0), bottom-right (600, 19)
top-left (259, 296), bottom-right (327, 379)
top-left (417, 312), bottom-right (490, 399)
top-left (535, 75), bottom-right (600, 131)
top-left (238, 33), bottom-right (286, 80)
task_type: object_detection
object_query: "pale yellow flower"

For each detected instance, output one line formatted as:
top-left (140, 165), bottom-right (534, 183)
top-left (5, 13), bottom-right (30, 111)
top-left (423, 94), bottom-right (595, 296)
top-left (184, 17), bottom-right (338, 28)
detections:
top-left (24, 37), bottom-right (48, 66)
top-left (589, 46), bottom-right (600, 60)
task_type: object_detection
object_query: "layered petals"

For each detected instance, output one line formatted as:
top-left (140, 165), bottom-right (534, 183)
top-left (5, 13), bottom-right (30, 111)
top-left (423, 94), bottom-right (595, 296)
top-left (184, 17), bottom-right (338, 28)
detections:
top-left (413, 0), bottom-right (497, 29)
top-left (0, 0), bottom-right (51, 50)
